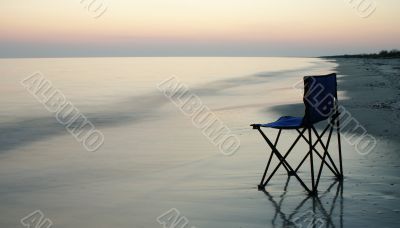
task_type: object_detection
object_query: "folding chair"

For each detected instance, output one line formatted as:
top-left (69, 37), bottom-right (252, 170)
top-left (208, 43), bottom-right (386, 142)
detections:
top-left (251, 73), bottom-right (343, 195)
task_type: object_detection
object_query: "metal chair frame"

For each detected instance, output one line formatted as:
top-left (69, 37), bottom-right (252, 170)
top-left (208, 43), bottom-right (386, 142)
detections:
top-left (251, 74), bottom-right (343, 195)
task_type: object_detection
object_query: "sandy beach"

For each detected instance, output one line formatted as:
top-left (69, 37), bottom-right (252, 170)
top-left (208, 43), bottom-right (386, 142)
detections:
top-left (0, 57), bottom-right (399, 228)
top-left (2, 0), bottom-right (400, 227)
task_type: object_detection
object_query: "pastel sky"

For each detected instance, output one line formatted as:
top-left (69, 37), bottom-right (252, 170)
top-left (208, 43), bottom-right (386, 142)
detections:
top-left (1, 0), bottom-right (399, 57)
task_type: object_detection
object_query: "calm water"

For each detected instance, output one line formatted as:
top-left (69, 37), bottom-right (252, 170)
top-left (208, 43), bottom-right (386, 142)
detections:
top-left (1, 57), bottom-right (325, 108)
top-left (1, 57), bottom-right (346, 228)
top-left (0, 57), bottom-right (333, 156)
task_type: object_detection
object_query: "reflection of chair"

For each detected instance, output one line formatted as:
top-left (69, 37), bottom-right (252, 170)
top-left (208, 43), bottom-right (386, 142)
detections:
top-left (262, 178), bottom-right (343, 228)
top-left (251, 73), bottom-right (343, 195)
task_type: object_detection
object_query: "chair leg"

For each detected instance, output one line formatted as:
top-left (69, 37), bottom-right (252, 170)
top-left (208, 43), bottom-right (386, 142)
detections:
top-left (336, 118), bottom-right (344, 180)
top-left (315, 125), bottom-right (334, 189)
top-left (259, 152), bottom-right (274, 190)
top-left (295, 129), bottom-right (339, 177)
top-left (254, 125), bottom-right (341, 195)
top-left (308, 127), bottom-right (341, 178)
top-left (273, 130), bottom-right (292, 175)
top-left (259, 130), bottom-right (282, 189)
top-left (256, 128), bottom-right (312, 194)
top-left (309, 128), bottom-right (316, 194)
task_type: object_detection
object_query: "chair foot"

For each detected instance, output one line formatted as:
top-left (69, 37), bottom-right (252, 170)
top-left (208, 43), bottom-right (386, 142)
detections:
top-left (308, 189), bottom-right (318, 196)
top-left (288, 171), bottom-right (296, 176)
top-left (258, 184), bottom-right (265, 191)
top-left (336, 174), bottom-right (344, 181)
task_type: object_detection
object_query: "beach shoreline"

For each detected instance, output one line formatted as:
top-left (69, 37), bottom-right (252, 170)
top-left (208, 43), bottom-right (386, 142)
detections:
top-left (0, 57), bottom-right (399, 228)
top-left (330, 57), bottom-right (400, 159)
top-left (332, 57), bottom-right (400, 140)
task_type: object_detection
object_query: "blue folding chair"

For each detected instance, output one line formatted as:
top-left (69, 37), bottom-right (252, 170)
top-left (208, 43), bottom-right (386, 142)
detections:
top-left (251, 73), bottom-right (343, 195)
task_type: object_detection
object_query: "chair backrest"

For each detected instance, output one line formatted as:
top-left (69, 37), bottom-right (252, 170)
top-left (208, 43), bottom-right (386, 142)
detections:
top-left (302, 73), bottom-right (337, 126)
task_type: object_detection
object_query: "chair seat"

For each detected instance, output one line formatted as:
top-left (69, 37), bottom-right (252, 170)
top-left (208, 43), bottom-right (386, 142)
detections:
top-left (252, 116), bottom-right (304, 129)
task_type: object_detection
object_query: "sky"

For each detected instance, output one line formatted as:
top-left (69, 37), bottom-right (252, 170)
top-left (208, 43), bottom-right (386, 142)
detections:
top-left (0, 0), bottom-right (399, 57)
